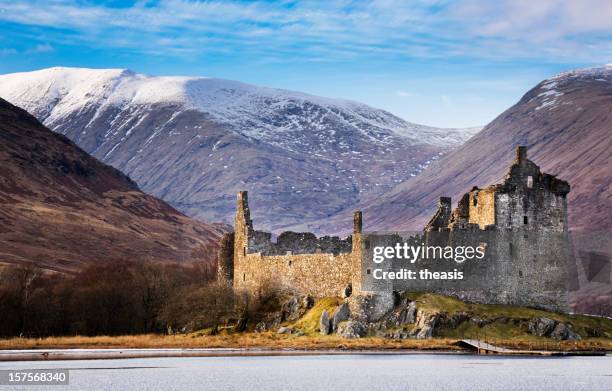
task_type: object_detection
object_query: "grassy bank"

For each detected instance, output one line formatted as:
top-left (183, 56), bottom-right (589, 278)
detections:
top-left (0, 333), bottom-right (609, 352)
top-left (2, 293), bottom-right (610, 353)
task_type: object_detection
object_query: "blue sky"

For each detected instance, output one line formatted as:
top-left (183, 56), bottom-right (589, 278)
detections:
top-left (1, 0), bottom-right (611, 127)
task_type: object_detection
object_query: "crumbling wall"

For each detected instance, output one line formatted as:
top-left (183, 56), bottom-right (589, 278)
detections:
top-left (468, 187), bottom-right (496, 229)
top-left (231, 191), bottom-right (358, 298)
top-left (425, 197), bottom-right (452, 231)
top-left (234, 252), bottom-right (353, 297)
top-left (359, 228), bottom-right (570, 312)
top-left (248, 231), bottom-right (352, 256)
top-left (360, 146), bottom-right (571, 312)
top-left (217, 232), bottom-right (235, 281)
top-left (228, 146), bottom-right (572, 312)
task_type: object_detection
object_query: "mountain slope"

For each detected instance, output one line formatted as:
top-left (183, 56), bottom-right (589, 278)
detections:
top-left (0, 67), bottom-right (479, 230)
top-left (337, 64), bottom-right (611, 233)
top-left (0, 98), bottom-right (225, 272)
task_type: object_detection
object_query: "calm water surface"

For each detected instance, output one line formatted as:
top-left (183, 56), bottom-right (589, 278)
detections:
top-left (0, 354), bottom-right (610, 390)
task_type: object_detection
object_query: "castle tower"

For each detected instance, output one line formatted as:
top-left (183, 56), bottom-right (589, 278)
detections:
top-left (217, 232), bottom-right (235, 282)
top-left (353, 211), bottom-right (362, 234)
top-left (233, 191), bottom-right (252, 270)
top-left (515, 145), bottom-right (527, 164)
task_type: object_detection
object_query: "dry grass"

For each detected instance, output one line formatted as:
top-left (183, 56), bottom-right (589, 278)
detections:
top-left (0, 332), bottom-right (609, 352)
top-left (0, 333), bottom-right (459, 351)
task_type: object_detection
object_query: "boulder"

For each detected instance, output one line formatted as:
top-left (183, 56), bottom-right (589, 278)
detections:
top-left (404, 301), bottom-right (417, 324)
top-left (550, 323), bottom-right (581, 341)
top-left (277, 326), bottom-right (293, 334)
top-left (337, 321), bottom-right (367, 339)
top-left (411, 310), bottom-right (441, 339)
top-left (332, 303), bottom-right (350, 331)
top-left (253, 312), bottom-right (282, 332)
top-left (528, 317), bottom-right (557, 337)
top-left (319, 309), bottom-right (331, 335)
top-left (347, 292), bottom-right (394, 323)
top-left (281, 297), bottom-right (300, 322)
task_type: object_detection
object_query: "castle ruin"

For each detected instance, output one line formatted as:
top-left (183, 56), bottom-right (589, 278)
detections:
top-left (218, 147), bottom-right (572, 312)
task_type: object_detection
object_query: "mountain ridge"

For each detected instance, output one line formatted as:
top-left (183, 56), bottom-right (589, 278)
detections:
top-left (317, 64), bottom-right (612, 234)
top-left (0, 67), bottom-right (480, 230)
top-left (0, 97), bottom-right (225, 272)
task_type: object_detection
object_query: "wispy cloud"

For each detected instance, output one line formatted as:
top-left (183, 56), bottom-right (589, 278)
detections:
top-left (396, 90), bottom-right (414, 97)
top-left (0, 0), bottom-right (610, 63)
top-left (27, 43), bottom-right (54, 53)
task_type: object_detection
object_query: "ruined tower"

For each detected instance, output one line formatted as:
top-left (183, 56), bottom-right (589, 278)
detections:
top-left (420, 146), bottom-right (571, 311)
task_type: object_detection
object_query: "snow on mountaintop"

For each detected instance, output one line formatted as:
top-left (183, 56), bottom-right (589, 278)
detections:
top-left (0, 67), bottom-right (477, 148)
top-left (549, 63), bottom-right (612, 82)
top-left (529, 64), bottom-right (612, 112)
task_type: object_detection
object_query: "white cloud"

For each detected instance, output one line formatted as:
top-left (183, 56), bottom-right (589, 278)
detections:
top-left (27, 43), bottom-right (54, 53)
top-left (396, 90), bottom-right (414, 97)
top-left (0, 0), bottom-right (610, 63)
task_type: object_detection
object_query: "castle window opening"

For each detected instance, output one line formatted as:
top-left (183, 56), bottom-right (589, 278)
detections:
top-left (473, 196), bottom-right (478, 206)
top-left (367, 269), bottom-right (371, 275)
top-left (524, 216), bottom-right (528, 225)
top-left (243, 273), bottom-right (246, 281)
top-left (289, 260), bottom-right (292, 266)
top-left (243, 247), bottom-right (246, 256)
top-left (519, 270), bottom-right (523, 277)
top-left (527, 176), bottom-right (533, 188)
top-left (509, 242), bottom-right (513, 256)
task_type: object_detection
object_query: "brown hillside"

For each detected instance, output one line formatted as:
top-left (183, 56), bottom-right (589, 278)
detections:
top-left (0, 98), bottom-right (225, 272)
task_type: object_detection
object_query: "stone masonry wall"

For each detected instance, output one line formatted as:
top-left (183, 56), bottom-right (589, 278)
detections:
top-left (231, 191), bottom-right (359, 298)
top-left (469, 188), bottom-right (496, 228)
top-left (226, 147), bottom-right (572, 312)
top-left (234, 252), bottom-right (353, 297)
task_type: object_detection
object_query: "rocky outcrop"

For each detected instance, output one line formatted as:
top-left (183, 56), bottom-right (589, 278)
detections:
top-left (528, 317), bottom-right (581, 340)
top-left (411, 310), bottom-right (441, 339)
top-left (347, 292), bottom-right (395, 323)
top-left (528, 317), bottom-right (557, 337)
top-left (255, 295), bottom-right (313, 332)
top-left (336, 321), bottom-right (367, 339)
top-left (319, 310), bottom-right (331, 335)
top-left (331, 303), bottom-right (350, 332)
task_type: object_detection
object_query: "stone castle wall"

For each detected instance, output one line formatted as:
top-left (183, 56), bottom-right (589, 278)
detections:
top-left (231, 191), bottom-right (360, 297)
top-left (223, 147), bottom-right (572, 312)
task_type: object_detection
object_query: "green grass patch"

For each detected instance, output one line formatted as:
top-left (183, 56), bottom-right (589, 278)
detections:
top-left (404, 292), bottom-right (612, 339)
top-left (291, 297), bottom-right (341, 335)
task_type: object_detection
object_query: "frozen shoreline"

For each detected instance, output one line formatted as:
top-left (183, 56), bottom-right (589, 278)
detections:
top-left (0, 348), bottom-right (471, 361)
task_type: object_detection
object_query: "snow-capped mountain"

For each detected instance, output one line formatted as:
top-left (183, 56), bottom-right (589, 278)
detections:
top-left (330, 64), bottom-right (612, 234)
top-left (0, 67), bottom-right (479, 229)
